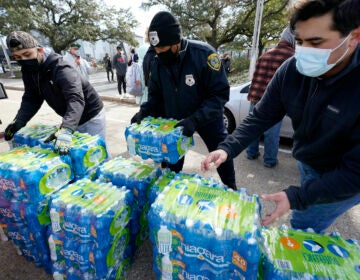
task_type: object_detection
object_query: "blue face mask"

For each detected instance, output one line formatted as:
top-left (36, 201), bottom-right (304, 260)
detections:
top-left (295, 35), bottom-right (350, 77)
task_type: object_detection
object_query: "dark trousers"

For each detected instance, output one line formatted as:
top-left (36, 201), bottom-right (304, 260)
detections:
top-left (163, 117), bottom-right (236, 189)
top-left (116, 73), bottom-right (126, 94)
top-left (106, 68), bottom-right (114, 81)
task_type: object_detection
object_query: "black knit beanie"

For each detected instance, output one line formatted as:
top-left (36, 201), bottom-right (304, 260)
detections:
top-left (148, 11), bottom-right (181, 47)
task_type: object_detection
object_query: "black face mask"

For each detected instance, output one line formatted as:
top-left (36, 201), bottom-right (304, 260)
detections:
top-left (18, 58), bottom-right (40, 72)
top-left (158, 48), bottom-right (178, 65)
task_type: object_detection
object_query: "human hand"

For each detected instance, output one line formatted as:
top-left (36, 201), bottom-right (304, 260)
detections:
top-left (131, 111), bottom-right (146, 124)
top-left (44, 128), bottom-right (73, 155)
top-left (174, 118), bottom-right (196, 137)
top-left (201, 149), bottom-right (228, 171)
top-left (261, 191), bottom-right (290, 226)
top-left (4, 119), bottom-right (25, 141)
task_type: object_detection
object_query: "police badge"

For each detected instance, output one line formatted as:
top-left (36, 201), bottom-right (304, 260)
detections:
top-left (149, 31), bottom-right (160, 46)
top-left (185, 74), bottom-right (195, 86)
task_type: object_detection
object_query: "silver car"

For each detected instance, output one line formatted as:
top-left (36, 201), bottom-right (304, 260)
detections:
top-left (223, 81), bottom-right (293, 138)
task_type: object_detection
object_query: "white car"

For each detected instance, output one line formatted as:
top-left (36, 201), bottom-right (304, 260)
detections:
top-left (223, 82), bottom-right (294, 138)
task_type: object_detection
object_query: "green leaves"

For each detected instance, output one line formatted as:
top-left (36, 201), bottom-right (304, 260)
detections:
top-left (0, 0), bottom-right (139, 53)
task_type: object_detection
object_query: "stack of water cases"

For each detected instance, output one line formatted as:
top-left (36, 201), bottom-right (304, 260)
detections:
top-left (125, 117), bottom-right (194, 164)
top-left (0, 146), bottom-right (73, 273)
top-left (13, 123), bottom-right (108, 179)
top-left (148, 177), bottom-right (262, 280)
top-left (260, 226), bottom-right (360, 279)
top-left (97, 156), bottom-right (160, 252)
top-left (48, 178), bottom-right (134, 280)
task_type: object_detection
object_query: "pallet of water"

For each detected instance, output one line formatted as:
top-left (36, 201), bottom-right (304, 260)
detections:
top-left (13, 123), bottom-right (108, 179)
top-left (48, 178), bottom-right (134, 279)
top-left (0, 146), bottom-right (72, 202)
top-left (148, 176), bottom-right (262, 280)
top-left (260, 226), bottom-right (360, 279)
top-left (125, 117), bottom-right (194, 164)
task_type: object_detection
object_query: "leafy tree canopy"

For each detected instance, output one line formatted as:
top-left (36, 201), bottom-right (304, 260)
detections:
top-left (142, 0), bottom-right (290, 53)
top-left (0, 0), bottom-right (139, 53)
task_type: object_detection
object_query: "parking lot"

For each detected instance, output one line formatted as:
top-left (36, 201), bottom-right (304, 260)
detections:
top-left (0, 73), bottom-right (359, 279)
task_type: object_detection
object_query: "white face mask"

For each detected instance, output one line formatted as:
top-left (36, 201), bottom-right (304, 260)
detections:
top-left (73, 50), bottom-right (81, 57)
top-left (295, 35), bottom-right (350, 77)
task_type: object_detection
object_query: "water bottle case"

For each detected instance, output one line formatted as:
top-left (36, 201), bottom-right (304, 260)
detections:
top-left (148, 175), bottom-right (262, 280)
top-left (48, 178), bottom-right (134, 279)
top-left (12, 124), bottom-right (108, 179)
top-left (0, 146), bottom-right (72, 202)
top-left (125, 117), bottom-right (194, 164)
top-left (260, 227), bottom-right (360, 279)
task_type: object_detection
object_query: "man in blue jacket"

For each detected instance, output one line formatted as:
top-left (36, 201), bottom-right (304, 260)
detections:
top-left (131, 11), bottom-right (236, 189)
top-left (202, 0), bottom-right (360, 232)
top-left (4, 31), bottom-right (106, 155)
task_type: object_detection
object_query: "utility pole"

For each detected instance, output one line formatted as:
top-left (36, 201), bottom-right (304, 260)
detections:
top-left (248, 0), bottom-right (264, 80)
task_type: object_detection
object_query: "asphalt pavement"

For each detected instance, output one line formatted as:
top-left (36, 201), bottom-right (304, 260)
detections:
top-left (0, 71), bottom-right (359, 279)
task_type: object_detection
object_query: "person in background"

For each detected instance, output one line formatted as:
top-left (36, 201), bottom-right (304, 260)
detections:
top-left (103, 53), bottom-right (114, 82)
top-left (131, 11), bottom-right (237, 190)
top-left (221, 53), bottom-right (231, 76)
top-left (63, 43), bottom-right (97, 80)
top-left (4, 31), bottom-right (106, 155)
top-left (128, 47), bottom-right (139, 66)
top-left (112, 46), bottom-right (127, 96)
top-left (246, 27), bottom-right (295, 168)
top-left (137, 28), bottom-right (156, 105)
top-left (202, 0), bottom-right (360, 233)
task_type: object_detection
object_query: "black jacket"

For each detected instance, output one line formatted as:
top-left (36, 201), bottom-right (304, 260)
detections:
top-left (142, 46), bottom-right (156, 87)
top-left (16, 53), bottom-right (103, 131)
top-left (140, 39), bottom-right (229, 128)
top-left (219, 46), bottom-right (360, 210)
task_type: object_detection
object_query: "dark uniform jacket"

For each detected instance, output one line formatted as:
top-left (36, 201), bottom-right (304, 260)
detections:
top-left (140, 39), bottom-right (229, 129)
top-left (16, 53), bottom-right (103, 131)
top-left (219, 46), bottom-right (360, 211)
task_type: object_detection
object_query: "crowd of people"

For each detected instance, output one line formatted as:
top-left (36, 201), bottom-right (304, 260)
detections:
top-left (3, 0), bottom-right (360, 234)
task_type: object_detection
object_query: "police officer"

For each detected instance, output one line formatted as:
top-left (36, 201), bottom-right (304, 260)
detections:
top-left (131, 11), bottom-right (236, 189)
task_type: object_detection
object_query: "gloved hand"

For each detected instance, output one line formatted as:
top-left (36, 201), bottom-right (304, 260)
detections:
top-left (44, 128), bottom-right (73, 155)
top-left (131, 111), bottom-right (146, 124)
top-left (175, 117), bottom-right (197, 137)
top-left (4, 119), bottom-right (25, 141)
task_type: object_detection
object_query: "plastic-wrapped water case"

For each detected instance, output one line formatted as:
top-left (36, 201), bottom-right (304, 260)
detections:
top-left (97, 156), bottom-right (160, 207)
top-left (13, 123), bottom-right (58, 148)
top-left (125, 117), bottom-right (194, 164)
top-left (0, 146), bottom-right (72, 202)
top-left (148, 177), bottom-right (262, 280)
top-left (148, 170), bottom-right (228, 205)
top-left (48, 178), bottom-right (134, 279)
top-left (260, 226), bottom-right (360, 279)
top-left (13, 124), bottom-right (108, 180)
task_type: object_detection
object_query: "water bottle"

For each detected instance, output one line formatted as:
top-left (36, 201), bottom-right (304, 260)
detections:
top-left (157, 225), bottom-right (172, 254)
top-left (48, 234), bottom-right (58, 262)
top-left (126, 130), bottom-right (136, 156)
top-left (161, 253), bottom-right (173, 280)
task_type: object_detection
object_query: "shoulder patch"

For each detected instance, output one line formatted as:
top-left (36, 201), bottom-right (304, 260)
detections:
top-left (207, 53), bottom-right (221, 71)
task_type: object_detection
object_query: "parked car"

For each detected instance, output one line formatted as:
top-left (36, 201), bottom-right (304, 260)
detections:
top-left (224, 82), bottom-right (294, 138)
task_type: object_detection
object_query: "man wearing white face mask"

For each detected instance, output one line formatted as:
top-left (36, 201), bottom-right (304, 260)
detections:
top-left (202, 0), bottom-right (360, 233)
top-left (63, 43), bottom-right (96, 80)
